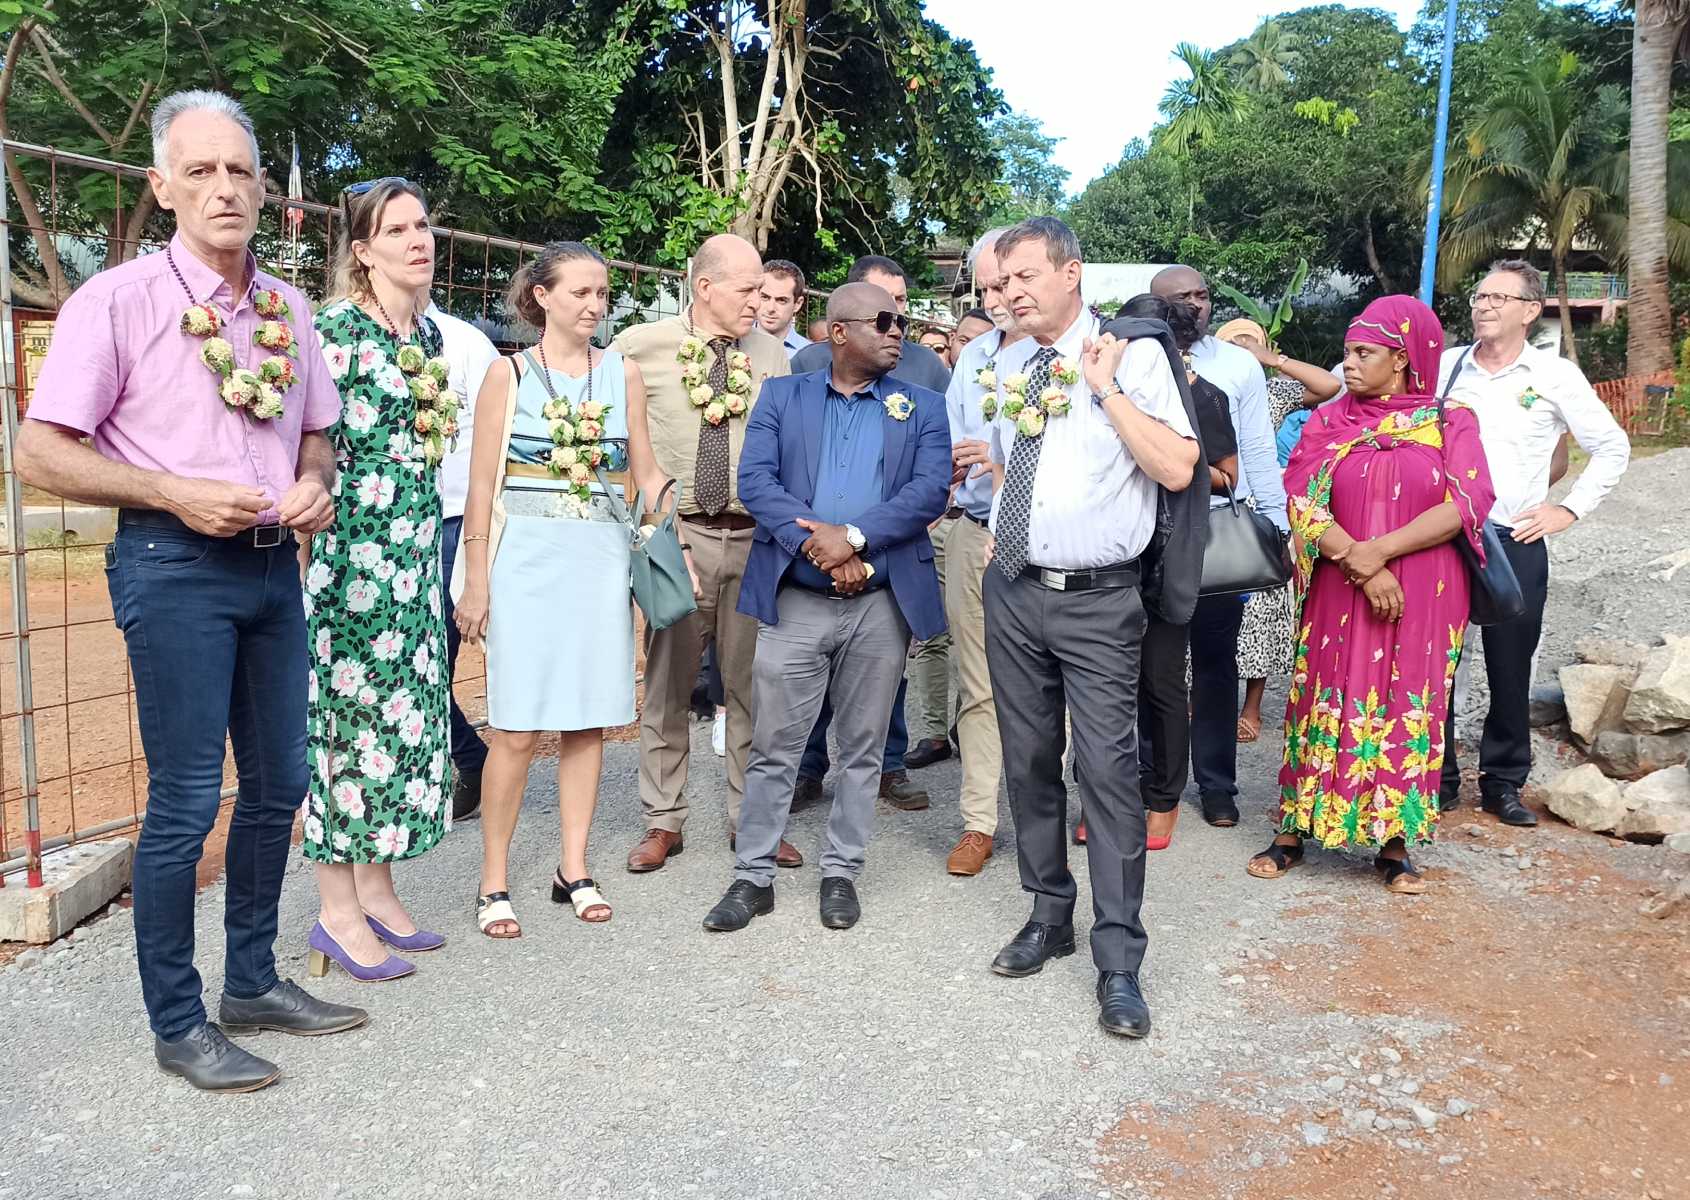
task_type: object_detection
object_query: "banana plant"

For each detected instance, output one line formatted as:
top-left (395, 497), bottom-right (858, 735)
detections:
top-left (1212, 257), bottom-right (1310, 342)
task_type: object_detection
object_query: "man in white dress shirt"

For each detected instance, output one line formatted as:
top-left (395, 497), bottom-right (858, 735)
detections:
top-left (1150, 266), bottom-right (1289, 828)
top-left (981, 218), bottom-right (1199, 1038)
top-left (1437, 260), bottom-right (1631, 826)
top-left (427, 299), bottom-right (500, 821)
top-left (939, 228), bottom-right (1026, 877)
top-left (757, 260), bottom-right (813, 357)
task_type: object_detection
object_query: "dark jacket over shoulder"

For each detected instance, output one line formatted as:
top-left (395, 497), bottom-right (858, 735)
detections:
top-left (735, 370), bottom-right (952, 640)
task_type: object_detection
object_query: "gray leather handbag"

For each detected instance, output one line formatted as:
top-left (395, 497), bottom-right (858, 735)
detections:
top-left (594, 468), bottom-right (699, 632)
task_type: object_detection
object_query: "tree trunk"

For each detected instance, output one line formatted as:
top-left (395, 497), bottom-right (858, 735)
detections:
top-left (1554, 248), bottom-right (1580, 367)
top-left (1363, 209), bottom-right (1395, 294)
top-left (1626, 2), bottom-right (1680, 380)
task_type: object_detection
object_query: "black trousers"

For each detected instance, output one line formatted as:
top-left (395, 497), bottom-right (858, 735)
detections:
top-left (1188, 593), bottom-right (1246, 799)
top-left (1136, 615), bottom-right (1190, 813)
top-left (1441, 536), bottom-right (1550, 798)
top-left (985, 568), bottom-right (1149, 974)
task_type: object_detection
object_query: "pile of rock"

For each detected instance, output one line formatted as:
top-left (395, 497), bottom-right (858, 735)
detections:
top-left (1543, 634), bottom-right (1690, 841)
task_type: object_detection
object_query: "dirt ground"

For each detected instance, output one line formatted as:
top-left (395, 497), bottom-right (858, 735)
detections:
top-left (1099, 803), bottom-right (1690, 1200)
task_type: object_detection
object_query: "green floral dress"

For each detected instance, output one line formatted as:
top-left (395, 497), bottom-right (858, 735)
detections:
top-left (301, 301), bottom-right (450, 864)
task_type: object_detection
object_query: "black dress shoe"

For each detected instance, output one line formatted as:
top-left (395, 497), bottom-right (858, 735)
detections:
top-left (791, 774), bottom-right (825, 812)
top-left (989, 919), bottom-right (1076, 978)
top-left (1200, 790), bottom-right (1240, 827)
top-left (1482, 786), bottom-right (1538, 827)
top-left (702, 880), bottom-right (774, 932)
top-left (155, 1023), bottom-right (281, 1093)
top-left (819, 877), bottom-right (860, 929)
top-left (1096, 971), bottom-right (1152, 1038)
top-left (451, 767), bottom-right (483, 821)
top-left (1438, 784), bottom-right (1462, 812)
top-left (219, 979), bottom-right (369, 1037)
top-left (904, 737), bottom-right (952, 770)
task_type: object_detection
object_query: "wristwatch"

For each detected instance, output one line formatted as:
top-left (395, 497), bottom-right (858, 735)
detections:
top-left (1091, 383), bottom-right (1123, 406)
top-left (844, 524), bottom-right (866, 552)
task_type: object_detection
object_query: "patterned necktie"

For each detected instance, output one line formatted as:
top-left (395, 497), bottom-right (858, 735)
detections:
top-left (994, 346), bottom-right (1060, 580)
top-left (693, 336), bottom-right (735, 515)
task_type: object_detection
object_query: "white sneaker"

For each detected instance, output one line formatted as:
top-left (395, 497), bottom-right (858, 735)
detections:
top-left (711, 712), bottom-right (726, 757)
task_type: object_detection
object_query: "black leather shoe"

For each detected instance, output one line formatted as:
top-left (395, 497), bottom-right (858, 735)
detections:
top-left (451, 767), bottom-right (483, 821)
top-left (791, 774), bottom-right (825, 812)
top-left (702, 880), bottom-right (774, 932)
top-left (880, 770), bottom-right (930, 811)
top-left (819, 877), bottom-right (860, 930)
top-left (1200, 790), bottom-right (1240, 827)
top-left (1438, 783), bottom-right (1462, 812)
top-left (904, 737), bottom-right (952, 770)
top-left (1482, 786), bottom-right (1538, 827)
top-left (219, 979), bottom-right (368, 1037)
top-left (1096, 971), bottom-right (1152, 1038)
top-left (155, 1023), bottom-right (281, 1093)
top-left (989, 919), bottom-right (1076, 978)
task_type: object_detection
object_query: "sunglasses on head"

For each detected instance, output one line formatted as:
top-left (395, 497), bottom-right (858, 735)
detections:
top-left (342, 176), bottom-right (411, 199)
top-left (838, 311), bottom-right (908, 336)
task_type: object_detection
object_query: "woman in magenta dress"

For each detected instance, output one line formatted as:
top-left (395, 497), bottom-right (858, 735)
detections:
top-left (1247, 296), bottom-right (1495, 894)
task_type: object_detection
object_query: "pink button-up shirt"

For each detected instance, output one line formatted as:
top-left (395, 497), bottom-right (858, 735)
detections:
top-left (29, 233), bottom-right (341, 525)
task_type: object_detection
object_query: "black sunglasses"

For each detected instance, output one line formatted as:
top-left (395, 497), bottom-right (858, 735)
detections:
top-left (837, 311), bottom-right (909, 336)
top-left (342, 175), bottom-right (411, 198)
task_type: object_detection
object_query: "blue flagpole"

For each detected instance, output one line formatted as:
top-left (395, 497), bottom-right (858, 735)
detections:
top-left (1419, 0), bottom-right (1460, 305)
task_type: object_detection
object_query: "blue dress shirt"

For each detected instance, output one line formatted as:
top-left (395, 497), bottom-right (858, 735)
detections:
top-left (789, 381), bottom-right (886, 590)
top-left (1187, 335), bottom-right (1290, 532)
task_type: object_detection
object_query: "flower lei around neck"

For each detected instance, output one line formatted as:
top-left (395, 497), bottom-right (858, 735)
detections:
top-left (985, 355), bottom-right (1080, 438)
top-left (535, 344), bottom-right (613, 503)
top-left (395, 341), bottom-right (461, 468)
top-left (172, 248), bottom-right (297, 422)
top-left (677, 327), bottom-right (753, 427)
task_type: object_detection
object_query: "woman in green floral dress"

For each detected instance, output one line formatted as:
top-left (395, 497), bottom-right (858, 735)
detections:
top-left (301, 179), bottom-right (462, 982)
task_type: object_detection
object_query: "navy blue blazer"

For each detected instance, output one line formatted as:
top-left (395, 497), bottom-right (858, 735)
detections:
top-left (736, 369), bottom-right (952, 640)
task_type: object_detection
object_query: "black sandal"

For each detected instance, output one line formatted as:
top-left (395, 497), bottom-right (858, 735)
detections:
top-left (1374, 854), bottom-right (1426, 895)
top-left (552, 871), bottom-right (612, 922)
top-left (1246, 839), bottom-right (1304, 879)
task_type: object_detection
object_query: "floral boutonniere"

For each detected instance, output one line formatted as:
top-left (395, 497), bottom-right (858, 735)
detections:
top-left (1052, 357), bottom-right (1080, 387)
top-left (884, 392), bottom-right (913, 421)
top-left (975, 362), bottom-right (999, 419)
top-left (1518, 387), bottom-right (1541, 410)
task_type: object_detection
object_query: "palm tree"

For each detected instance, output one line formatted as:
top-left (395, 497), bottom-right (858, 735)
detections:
top-left (1230, 22), bottom-right (1302, 93)
top-left (1438, 53), bottom-right (1629, 366)
top-left (1156, 42), bottom-right (1246, 228)
top-left (1625, 2), bottom-right (1690, 380)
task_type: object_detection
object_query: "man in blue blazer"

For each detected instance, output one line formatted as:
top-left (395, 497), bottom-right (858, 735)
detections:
top-left (703, 281), bottom-right (952, 934)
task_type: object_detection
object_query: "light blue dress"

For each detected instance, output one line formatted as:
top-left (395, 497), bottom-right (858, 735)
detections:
top-left (485, 351), bottom-right (635, 732)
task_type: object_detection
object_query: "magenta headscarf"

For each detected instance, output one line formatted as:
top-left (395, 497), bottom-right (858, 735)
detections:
top-left (1283, 294), bottom-right (1495, 568)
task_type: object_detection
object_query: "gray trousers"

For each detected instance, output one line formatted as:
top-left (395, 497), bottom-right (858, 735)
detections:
top-left (984, 568), bottom-right (1150, 974)
top-left (735, 587), bottom-right (910, 887)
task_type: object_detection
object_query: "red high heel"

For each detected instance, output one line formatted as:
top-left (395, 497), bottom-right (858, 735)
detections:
top-left (1146, 809), bottom-right (1179, 852)
top-left (1072, 819), bottom-right (1087, 845)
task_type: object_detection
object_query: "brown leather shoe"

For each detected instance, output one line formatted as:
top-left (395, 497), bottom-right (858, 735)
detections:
top-left (626, 829), bottom-right (683, 873)
top-left (880, 770), bottom-right (930, 811)
top-left (728, 834), bottom-right (805, 868)
top-left (945, 831), bottom-right (993, 876)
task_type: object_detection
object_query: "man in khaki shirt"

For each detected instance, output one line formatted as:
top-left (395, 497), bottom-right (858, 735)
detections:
top-left (613, 234), bottom-right (799, 872)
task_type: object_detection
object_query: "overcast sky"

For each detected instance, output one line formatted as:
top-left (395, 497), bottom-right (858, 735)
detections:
top-left (923, 0), bottom-right (1427, 192)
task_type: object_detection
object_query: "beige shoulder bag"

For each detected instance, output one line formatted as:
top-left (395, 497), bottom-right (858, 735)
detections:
top-left (449, 354), bottom-right (521, 603)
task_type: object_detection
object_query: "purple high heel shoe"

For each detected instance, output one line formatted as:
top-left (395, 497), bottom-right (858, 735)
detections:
top-left (365, 913), bottom-right (446, 953)
top-left (307, 920), bottom-right (416, 983)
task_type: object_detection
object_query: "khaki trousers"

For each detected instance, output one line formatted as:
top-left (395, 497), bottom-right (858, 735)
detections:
top-left (943, 514), bottom-right (1002, 835)
top-left (639, 521), bottom-right (758, 833)
top-left (905, 514), bottom-right (955, 741)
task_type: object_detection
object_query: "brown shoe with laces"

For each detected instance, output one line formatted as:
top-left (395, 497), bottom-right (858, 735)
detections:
top-left (626, 829), bottom-right (683, 873)
top-left (945, 831), bottom-right (994, 876)
top-left (729, 833), bottom-right (804, 868)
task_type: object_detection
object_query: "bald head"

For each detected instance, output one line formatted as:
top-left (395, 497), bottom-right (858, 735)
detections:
top-left (826, 281), bottom-right (903, 381)
top-left (1150, 265), bottom-right (1211, 336)
top-left (826, 281), bottom-right (895, 323)
top-left (690, 233), bottom-right (764, 338)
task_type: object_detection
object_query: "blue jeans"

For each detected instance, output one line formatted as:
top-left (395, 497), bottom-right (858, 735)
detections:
top-left (1189, 592), bottom-right (1246, 798)
top-left (801, 675), bottom-right (909, 778)
top-left (439, 516), bottom-right (488, 775)
top-left (105, 520), bottom-right (308, 1040)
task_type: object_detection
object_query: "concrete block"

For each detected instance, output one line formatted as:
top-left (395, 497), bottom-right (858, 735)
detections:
top-left (0, 841), bottom-right (132, 944)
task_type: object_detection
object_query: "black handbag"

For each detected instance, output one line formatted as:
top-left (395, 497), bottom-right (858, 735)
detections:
top-left (1198, 483), bottom-right (1292, 598)
top-left (1439, 350), bottom-right (1524, 626)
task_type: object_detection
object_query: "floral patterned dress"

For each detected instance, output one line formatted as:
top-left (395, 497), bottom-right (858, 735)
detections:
top-left (301, 300), bottom-right (450, 864)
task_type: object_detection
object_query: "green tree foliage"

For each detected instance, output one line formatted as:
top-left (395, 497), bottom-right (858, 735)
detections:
top-left (1065, 139), bottom-right (1185, 265)
top-left (983, 111), bottom-right (1069, 225)
top-left (1229, 21), bottom-right (1302, 93)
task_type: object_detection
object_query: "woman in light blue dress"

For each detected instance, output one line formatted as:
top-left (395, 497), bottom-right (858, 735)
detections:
top-left (453, 242), bottom-right (668, 937)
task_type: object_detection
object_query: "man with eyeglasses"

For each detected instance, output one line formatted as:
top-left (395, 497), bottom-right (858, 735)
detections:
top-left (1437, 259), bottom-right (1631, 827)
top-left (702, 281), bottom-right (951, 932)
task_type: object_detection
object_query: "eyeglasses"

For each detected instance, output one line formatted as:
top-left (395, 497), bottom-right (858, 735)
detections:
top-left (342, 176), bottom-right (410, 198)
top-left (1469, 290), bottom-right (1535, 309)
top-left (837, 311), bottom-right (909, 336)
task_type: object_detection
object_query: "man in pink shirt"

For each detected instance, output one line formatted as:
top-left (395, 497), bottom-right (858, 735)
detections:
top-left (16, 91), bottom-right (365, 1093)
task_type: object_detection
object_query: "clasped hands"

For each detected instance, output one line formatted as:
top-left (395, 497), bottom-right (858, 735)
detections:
top-left (1328, 536), bottom-right (1403, 623)
top-left (796, 518), bottom-right (870, 595)
top-left (1080, 331), bottom-right (1129, 398)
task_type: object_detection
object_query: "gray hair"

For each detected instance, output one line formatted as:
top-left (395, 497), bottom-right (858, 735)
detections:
top-left (966, 226), bottom-right (1012, 272)
top-left (151, 90), bottom-right (260, 177)
top-left (995, 216), bottom-right (1083, 272)
top-left (1487, 258), bottom-right (1547, 304)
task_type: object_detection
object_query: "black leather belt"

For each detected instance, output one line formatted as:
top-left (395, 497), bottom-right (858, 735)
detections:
top-left (783, 580), bottom-right (887, 601)
top-left (942, 506), bottom-right (964, 520)
top-left (962, 511), bottom-right (989, 529)
top-left (118, 509), bottom-right (293, 549)
top-left (1020, 560), bottom-right (1139, 592)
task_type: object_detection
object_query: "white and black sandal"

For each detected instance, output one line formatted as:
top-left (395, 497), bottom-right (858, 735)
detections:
top-left (552, 872), bottom-right (611, 923)
top-left (476, 891), bottom-right (521, 938)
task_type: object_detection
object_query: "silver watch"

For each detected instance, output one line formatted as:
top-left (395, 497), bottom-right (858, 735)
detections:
top-left (844, 524), bottom-right (866, 552)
